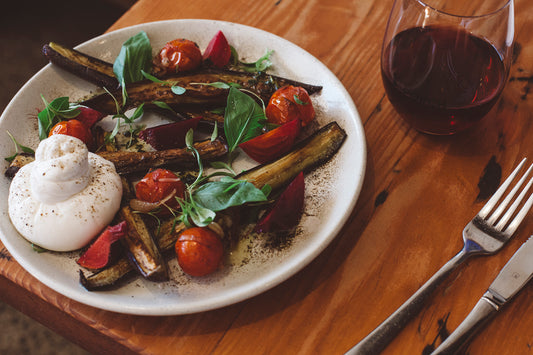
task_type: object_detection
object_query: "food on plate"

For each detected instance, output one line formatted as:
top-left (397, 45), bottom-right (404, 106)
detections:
top-left (8, 135), bottom-right (122, 251)
top-left (42, 42), bottom-right (119, 89)
top-left (96, 138), bottom-right (228, 174)
top-left (266, 85), bottom-right (315, 126)
top-left (239, 118), bottom-right (301, 163)
top-left (255, 172), bottom-right (305, 233)
top-left (154, 38), bottom-right (203, 74)
top-left (175, 227), bottom-right (224, 276)
top-left (48, 119), bottom-right (93, 149)
top-left (138, 117), bottom-right (202, 150)
top-left (6, 29), bottom-right (348, 290)
top-left (203, 30), bottom-right (231, 68)
top-left (76, 221), bottom-right (128, 270)
top-left (237, 122), bottom-right (346, 191)
top-left (80, 68), bottom-right (323, 115)
top-left (133, 168), bottom-right (185, 213)
top-left (119, 205), bottom-right (169, 281)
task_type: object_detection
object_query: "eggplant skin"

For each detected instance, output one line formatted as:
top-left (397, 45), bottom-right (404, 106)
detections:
top-left (119, 206), bottom-right (169, 282)
top-left (42, 42), bottom-right (119, 89)
top-left (237, 121), bottom-right (347, 191)
top-left (81, 69), bottom-right (323, 115)
top-left (79, 219), bottom-right (186, 290)
top-left (97, 138), bottom-right (228, 175)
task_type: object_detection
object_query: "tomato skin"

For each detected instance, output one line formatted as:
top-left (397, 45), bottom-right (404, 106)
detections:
top-left (135, 169), bottom-right (185, 212)
top-left (239, 119), bottom-right (301, 163)
top-left (265, 85), bottom-right (315, 126)
top-left (48, 119), bottom-right (93, 148)
top-left (155, 38), bottom-right (202, 73)
top-left (175, 227), bottom-right (224, 277)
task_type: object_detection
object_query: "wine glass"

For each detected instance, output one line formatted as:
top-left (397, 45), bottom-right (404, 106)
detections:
top-left (381, 0), bottom-right (514, 135)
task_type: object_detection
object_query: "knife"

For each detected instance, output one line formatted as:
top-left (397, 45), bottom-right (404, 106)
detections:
top-left (431, 236), bottom-right (533, 355)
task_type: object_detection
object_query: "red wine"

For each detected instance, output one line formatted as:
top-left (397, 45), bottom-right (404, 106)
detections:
top-left (381, 25), bottom-right (506, 135)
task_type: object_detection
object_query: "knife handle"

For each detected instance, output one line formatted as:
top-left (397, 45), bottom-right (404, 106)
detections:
top-left (345, 249), bottom-right (469, 355)
top-left (431, 292), bottom-right (499, 355)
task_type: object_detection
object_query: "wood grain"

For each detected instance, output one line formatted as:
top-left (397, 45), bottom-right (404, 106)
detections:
top-left (2, 0), bottom-right (533, 354)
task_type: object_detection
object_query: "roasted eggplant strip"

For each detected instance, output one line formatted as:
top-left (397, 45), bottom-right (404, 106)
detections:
top-left (42, 42), bottom-right (119, 89)
top-left (119, 206), bottom-right (169, 281)
top-left (79, 219), bottom-right (186, 290)
top-left (237, 121), bottom-right (347, 191)
top-left (42, 41), bottom-right (322, 99)
top-left (80, 69), bottom-right (322, 115)
top-left (79, 258), bottom-right (133, 291)
top-left (97, 138), bottom-right (228, 175)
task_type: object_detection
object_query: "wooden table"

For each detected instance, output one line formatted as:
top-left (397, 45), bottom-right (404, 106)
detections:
top-left (2, 0), bottom-right (533, 354)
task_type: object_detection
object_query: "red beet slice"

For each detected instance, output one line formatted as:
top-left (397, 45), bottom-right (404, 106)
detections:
top-left (75, 106), bottom-right (106, 128)
top-left (138, 117), bottom-right (201, 150)
top-left (255, 172), bottom-right (305, 233)
top-left (76, 221), bottom-right (128, 270)
top-left (203, 30), bottom-right (231, 68)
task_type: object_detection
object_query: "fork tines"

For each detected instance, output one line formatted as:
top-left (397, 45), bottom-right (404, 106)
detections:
top-left (478, 158), bottom-right (533, 234)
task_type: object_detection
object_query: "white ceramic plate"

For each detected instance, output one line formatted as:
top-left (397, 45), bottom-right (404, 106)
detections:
top-left (0, 20), bottom-right (366, 315)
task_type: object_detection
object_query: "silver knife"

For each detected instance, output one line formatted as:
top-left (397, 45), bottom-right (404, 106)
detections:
top-left (431, 236), bottom-right (533, 355)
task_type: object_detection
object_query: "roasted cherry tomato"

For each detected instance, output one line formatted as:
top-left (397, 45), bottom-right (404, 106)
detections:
top-left (175, 227), bottom-right (224, 277)
top-left (48, 119), bottom-right (93, 148)
top-left (135, 169), bottom-right (185, 212)
top-left (239, 119), bottom-right (301, 163)
top-left (265, 85), bottom-right (315, 126)
top-left (155, 38), bottom-right (202, 73)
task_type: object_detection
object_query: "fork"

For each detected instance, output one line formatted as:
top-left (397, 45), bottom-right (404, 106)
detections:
top-left (345, 158), bottom-right (533, 355)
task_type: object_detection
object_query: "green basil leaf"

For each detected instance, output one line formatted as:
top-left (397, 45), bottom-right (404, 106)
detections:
top-left (37, 96), bottom-right (71, 140)
top-left (141, 69), bottom-right (166, 84)
top-left (192, 176), bottom-right (268, 212)
top-left (171, 85), bottom-right (186, 95)
top-left (129, 103), bottom-right (145, 122)
top-left (293, 94), bottom-right (308, 105)
top-left (239, 49), bottom-right (274, 73)
top-left (113, 31), bottom-right (153, 106)
top-left (223, 87), bottom-right (265, 152)
top-left (5, 131), bottom-right (34, 162)
top-left (152, 101), bottom-right (177, 113)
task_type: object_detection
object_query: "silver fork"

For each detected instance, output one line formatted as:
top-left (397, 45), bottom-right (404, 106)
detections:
top-left (346, 158), bottom-right (533, 355)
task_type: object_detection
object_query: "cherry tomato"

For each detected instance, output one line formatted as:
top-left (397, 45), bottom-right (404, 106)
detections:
top-left (48, 119), bottom-right (93, 148)
top-left (155, 38), bottom-right (202, 73)
top-left (135, 169), bottom-right (185, 212)
top-left (265, 85), bottom-right (315, 126)
top-left (175, 227), bottom-right (224, 277)
top-left (239, 119), bottom-right (301, 163)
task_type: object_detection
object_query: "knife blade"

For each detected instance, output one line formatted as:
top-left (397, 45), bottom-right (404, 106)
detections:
top-left (432, 236), bottom-right (533, 355)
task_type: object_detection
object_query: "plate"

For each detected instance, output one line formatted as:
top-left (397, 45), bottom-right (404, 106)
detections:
top-left (0, 19), bottom-right (366, 315)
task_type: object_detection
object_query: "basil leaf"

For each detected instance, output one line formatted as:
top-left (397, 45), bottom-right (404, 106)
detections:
top-left (152, 101), bottom-right (177, 113)
top-left (293, 94), bottom-right (308, 105)
top-left (129, 103), bottom-right (145, 121)
top-left (171, 85), bottom-right (186, 95)
top-left (178, 198), bottom-right (215, 228)
top-left (223, 87), bottom-right (265, 152)
top-left (193, 176), bottom-right (268, 212)
top-left (141, 69), bottom-right (166, 84)
top-left (240, 49), bottom-right (274, 73)
top-left (113, 31), bottom-right (153, 105)
top-left (37, 96), bottom-right (74, 140)
top-left (5, 131), bottom-right (34, 162)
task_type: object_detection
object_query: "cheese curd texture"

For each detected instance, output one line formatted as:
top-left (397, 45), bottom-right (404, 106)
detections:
top-left (8, 135), bottom-right (123, 251)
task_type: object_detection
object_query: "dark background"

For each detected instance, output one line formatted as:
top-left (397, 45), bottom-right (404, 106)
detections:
top-left (0, 1), bottom-right (133, 353)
